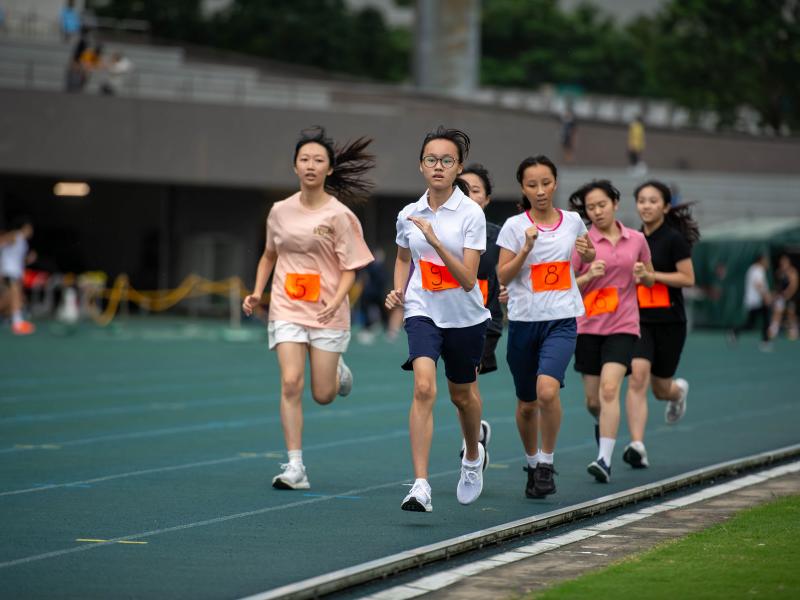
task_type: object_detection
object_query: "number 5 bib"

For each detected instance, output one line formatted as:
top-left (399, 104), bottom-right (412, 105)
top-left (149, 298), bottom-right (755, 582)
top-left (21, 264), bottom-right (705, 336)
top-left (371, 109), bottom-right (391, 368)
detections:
top-left (420, 259), bottom-right (460, 292)
top-left (530, 261), bottom-right (571, 292)
top-left (285, 273), bottom-right (321, 302)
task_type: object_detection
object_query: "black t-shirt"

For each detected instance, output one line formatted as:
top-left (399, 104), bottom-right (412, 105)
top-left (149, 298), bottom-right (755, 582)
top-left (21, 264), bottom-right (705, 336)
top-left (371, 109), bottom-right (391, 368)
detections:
top-left (640, 223), bottom-right (692, 323)
top-left (478, 220), bottom-right (503, 332)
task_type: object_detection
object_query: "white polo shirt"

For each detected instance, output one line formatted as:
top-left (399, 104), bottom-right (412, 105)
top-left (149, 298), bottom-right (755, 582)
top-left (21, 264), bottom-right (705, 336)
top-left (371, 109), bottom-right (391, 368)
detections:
top-left (396, 187), bottom-right (491, 328)
top-left (497, 209), bottom-right (588, 322)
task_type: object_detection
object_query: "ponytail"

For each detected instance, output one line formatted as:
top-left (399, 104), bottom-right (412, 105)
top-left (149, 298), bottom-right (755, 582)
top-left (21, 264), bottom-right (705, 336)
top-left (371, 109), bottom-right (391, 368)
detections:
top-left (568, 179), bottom-right (620, 222)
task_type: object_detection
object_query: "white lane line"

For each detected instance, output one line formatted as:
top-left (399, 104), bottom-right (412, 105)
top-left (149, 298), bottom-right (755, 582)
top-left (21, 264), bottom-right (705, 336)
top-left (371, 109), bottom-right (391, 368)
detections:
top-left (353, 460), bottom-right (800, 599)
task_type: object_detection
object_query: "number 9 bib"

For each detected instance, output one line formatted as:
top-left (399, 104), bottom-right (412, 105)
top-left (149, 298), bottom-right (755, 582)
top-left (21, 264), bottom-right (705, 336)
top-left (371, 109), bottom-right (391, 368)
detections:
top-left (285, 273), bottom-right (321, 302)
top-left (420, 260), bottom-right (460, 292)
top-left (530, 261), bottom-right (571, 292)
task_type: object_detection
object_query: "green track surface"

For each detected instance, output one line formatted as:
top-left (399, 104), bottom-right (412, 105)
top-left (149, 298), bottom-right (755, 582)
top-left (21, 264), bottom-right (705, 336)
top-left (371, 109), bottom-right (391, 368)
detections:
top-left (532, 495), bottom-right (800, 600)
top-left (0, 318), bottom-right (798, 599)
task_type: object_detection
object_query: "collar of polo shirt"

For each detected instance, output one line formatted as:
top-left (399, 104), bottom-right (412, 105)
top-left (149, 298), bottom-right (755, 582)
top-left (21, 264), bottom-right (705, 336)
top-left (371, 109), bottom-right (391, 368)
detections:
top-left (418, 186), bottom-right (467, 213)
top-left (589, 220), bottom-right (631, 244)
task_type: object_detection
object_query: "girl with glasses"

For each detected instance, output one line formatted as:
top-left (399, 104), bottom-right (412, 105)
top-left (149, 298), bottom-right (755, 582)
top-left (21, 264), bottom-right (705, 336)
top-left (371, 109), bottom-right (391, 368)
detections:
top-left (386, 126), bottom-right (491, 512)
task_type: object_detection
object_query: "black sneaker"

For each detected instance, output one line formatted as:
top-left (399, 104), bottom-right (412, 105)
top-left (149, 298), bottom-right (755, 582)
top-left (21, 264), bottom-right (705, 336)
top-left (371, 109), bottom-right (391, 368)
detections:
top-left (587, 457), bottom-right (611, 483)
top-left (622, 443), bottom-right (649, 469)
top-left (524, 463), bottom-right (557, 498)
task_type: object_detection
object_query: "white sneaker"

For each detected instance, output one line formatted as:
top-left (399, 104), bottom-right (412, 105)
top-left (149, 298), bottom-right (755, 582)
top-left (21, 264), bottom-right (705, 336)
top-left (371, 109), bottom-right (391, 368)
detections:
top-left (272, 462), bottom-right (310, 490)
top-left (401, 479), bottom-right (432, 512)
top-left (457, 443), bottom-right (485, 505)
top-left (337, 356), bottom-right (353, 396)
top-left (459, 419), bottom-right (491, 471)
top-left (666, 378), bottom-right (689, 424)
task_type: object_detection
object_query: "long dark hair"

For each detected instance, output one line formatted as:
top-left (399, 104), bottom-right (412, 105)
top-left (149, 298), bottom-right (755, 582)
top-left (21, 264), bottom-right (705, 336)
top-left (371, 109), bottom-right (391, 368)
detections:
top-left (293, 126), bottom-right (375, 205)
top-left (634, 180), bottom-right (700, 246)
top-left (568, 180), bottom-right (620, 222)
top-left (515, 155), bottom-right (558, 210)
top-left (419, 126), bottom-right (471, 163)
top-left (462, 163), bottom-right (493, 197)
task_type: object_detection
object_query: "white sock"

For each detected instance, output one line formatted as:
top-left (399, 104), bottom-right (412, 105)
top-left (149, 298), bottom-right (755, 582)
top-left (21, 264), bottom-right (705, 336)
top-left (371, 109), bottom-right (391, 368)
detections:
top-left (12, 311), bottom-right (23, 325)
top-left (539, 451), bottom-right (554, 465)
top-left (463, 451), bottom-right (482, 468)
top-left (526, 452), bottom-right (540, 469)
top-left (287, 449), bottom-right (303, 466)
top-left (598, 437), bottom-right (616, 464)
top-left (629, 440), bottom-right (645, 451)
top-left (414, 477), bottom-right (430, 491)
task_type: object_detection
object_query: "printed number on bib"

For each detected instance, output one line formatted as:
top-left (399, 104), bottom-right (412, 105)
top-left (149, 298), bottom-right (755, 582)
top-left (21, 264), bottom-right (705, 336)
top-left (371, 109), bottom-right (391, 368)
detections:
top-left (530, 261), bottom-right (571, 292)
top-left (285, 273), bottom-right (321, 302)
top-left (420, 260), bottom-right (460, 292)
top-left (478, 279), bottom-right (489, 306)
top-left (637, 283), bottom-right (670, 309)
top-left (583, 287), bottom-right (619, 317)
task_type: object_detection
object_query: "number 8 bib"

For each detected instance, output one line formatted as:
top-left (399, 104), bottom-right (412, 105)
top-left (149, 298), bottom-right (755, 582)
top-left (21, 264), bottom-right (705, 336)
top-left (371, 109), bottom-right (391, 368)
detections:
top-left (530, 261), bottom-right (571, 292)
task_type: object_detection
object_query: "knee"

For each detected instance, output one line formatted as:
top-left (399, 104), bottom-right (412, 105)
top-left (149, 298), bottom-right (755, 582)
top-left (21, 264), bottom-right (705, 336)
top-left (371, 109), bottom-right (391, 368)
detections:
top-left (599, 380), bottom-right (620, 404)
top-left (281, 374), bottom-right (304, 400)
top-left (535, 383), bottom-right (559, 405)
top-left (413, 378), bottom-right (436, 404)
top-left (449, 387), bottom-right (473, 410)
top-left (628, 371), bottom-right (648, 393)
top-left (517, 400), bottom-right (538, 418)
top-left (311, 384), bottom-right (336, 405)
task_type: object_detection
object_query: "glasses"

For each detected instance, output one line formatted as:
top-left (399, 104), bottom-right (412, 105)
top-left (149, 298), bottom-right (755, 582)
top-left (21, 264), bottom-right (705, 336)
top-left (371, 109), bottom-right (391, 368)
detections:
top-left (422, 155), bottom-right (457, 169)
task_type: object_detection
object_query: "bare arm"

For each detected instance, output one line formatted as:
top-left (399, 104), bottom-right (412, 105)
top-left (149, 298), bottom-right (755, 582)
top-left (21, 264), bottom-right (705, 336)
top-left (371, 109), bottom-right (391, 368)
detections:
top-left (654, 257), bottom-right (695, 288)
top-left (385, 246), bottom-right (411, 309)
top-left (497, 225), bottom-right (538, 286)
top-left (316, 269), bottom-right (356, 325)
top-left (634, 260), bottom-right (656, 288)
top-left (242, 247), bottom-right (278, 316)
top-left (783, 269), bottom-right (799, 299)
top-left (406, 216), bottom-right (478, 291)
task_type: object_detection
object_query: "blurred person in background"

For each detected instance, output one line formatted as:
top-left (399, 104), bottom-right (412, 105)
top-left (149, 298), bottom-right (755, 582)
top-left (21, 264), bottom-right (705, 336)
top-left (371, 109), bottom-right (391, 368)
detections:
top-left (627, 115), bottom-right (646, 175)
top-left (769, 254), bottom-right (798, 340)
top-left (99, 51), bottom-right (133, 96)
top-left (624, 181), bottom-right (699, 469)
top-left (730, 253), bottom-right (772, 350)
top-left (60, 0), bottom-right (81, 42)
top-left (356, 247), bottom-right (388, 344)
top-left (560, 109), bottom-right (577, 164)
top-left (0, 217), bottom-right (36, 335)
top-left (242, 127), bottom-right (375, 491)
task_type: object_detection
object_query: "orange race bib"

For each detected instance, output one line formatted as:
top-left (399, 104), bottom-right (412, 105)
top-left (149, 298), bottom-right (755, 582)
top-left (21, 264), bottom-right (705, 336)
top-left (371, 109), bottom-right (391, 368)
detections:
top-left (637, 283), bottom-right (670, 309)
top-left (285, 273), bottom-right (321, 302)
top-left (420, 260), bottom-right (460, 292)
top-left (478, 279), bottom-right (489, 306)
top-left (530, 261), bottom-right (571, 292)
top-left (583, 287), bottom-right (619, 317)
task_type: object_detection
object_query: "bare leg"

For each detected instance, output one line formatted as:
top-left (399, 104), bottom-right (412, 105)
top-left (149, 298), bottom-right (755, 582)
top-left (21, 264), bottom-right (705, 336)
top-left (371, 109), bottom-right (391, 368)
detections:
top-left (625, 358), bottom-right (651, 443)
top-left (449, 378), bottom-right (481, 462)
top-left (409, 357), bottom-right (437, 479)
top-left (308, 346), bottom-right (340, 405)
top-left (598, 363), bottom-right (628, 439)
top-left (276, 342), bottom-right (308, 451)
top-left (516, 399), bottom-right (539, 455)
top-left (536, 375), bottom-right (562, 454)
top-left (651, 375), bottom-right (682, 402)
top-left (582, 374), bottom-right (601, 420)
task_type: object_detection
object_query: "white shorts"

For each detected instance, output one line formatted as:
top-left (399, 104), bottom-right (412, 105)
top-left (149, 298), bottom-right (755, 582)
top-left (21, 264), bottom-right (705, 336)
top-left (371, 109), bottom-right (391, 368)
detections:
top-left (268, 320), bottom-right (351, 353)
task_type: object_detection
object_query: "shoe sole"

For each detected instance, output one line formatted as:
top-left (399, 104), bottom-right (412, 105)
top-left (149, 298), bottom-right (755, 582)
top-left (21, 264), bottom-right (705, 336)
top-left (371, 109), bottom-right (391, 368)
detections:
top-left (587, 463), bottom-right (610, 483)
top-left (622, 447), bottom-right (649, 469)
top-left (272, 477), bottom-right (310, 490)
top-left (401, 498), bottom-right (432, 512)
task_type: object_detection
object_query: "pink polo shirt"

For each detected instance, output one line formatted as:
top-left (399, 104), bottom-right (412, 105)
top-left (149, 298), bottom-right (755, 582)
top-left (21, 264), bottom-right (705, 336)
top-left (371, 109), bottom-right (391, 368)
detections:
top-left (571, 221), bottom-right (651, 336)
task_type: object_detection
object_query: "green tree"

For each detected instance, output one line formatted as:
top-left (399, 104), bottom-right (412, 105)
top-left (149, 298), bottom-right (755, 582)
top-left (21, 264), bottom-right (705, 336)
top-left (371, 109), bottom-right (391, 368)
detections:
top-left (632, 0), bottom-right (800, 131)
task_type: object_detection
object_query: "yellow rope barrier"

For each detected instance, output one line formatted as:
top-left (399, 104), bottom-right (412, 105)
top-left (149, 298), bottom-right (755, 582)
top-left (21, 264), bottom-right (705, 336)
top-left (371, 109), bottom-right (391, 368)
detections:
top-left (88, 273), bottom-right (364, 326)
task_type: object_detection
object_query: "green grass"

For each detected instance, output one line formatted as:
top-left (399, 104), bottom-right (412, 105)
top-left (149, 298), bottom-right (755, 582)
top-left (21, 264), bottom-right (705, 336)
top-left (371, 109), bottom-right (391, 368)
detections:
top-left (532, 495), bottom-right (800, 600)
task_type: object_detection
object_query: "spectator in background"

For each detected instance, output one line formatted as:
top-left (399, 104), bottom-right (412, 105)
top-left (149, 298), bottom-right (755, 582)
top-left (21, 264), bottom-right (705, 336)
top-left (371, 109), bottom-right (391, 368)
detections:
top-left (560, 109), bottom-right (577, 164)
top-left (627, 115), bottom-right (646, 175)
top-left (0, 217), bottom-right (36, 335)
top-left (356, 247), bottom-right (388, 344)
top-left (66, 28), bottom-right (90, 92)
top-left (99, 51), bottom-right (132, 95)
top-left (60, 0), bottom-right (81, 42)
top-left (769, 254), bottom-right (799, 341)
top-left (731, 253), bottom-right (772, 351)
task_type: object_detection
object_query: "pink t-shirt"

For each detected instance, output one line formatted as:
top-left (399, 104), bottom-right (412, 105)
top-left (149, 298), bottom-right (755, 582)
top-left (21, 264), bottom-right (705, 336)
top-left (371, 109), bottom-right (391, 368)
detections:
top-left (266, 192), bottom-right (374, 330)
top-left (571, 221), bottom-right (651, 336)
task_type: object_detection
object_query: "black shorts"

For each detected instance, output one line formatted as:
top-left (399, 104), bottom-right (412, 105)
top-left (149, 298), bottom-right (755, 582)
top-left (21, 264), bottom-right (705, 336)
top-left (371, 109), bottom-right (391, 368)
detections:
top-left (574, 334), bottom-right (637, 376)
top-left (632, 322), bottom-right (687, 379)
top-left (402, 316), bottom-right (488, 384)
top-left (478, 329), bottom-right (502, 375)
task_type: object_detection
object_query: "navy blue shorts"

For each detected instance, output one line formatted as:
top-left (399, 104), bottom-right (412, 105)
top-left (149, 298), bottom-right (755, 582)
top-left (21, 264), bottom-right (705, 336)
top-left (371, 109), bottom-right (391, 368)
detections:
top-left (402, 316), bottom-right (489, 384)
top-left (506, 318), bottom-right (577, 402)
